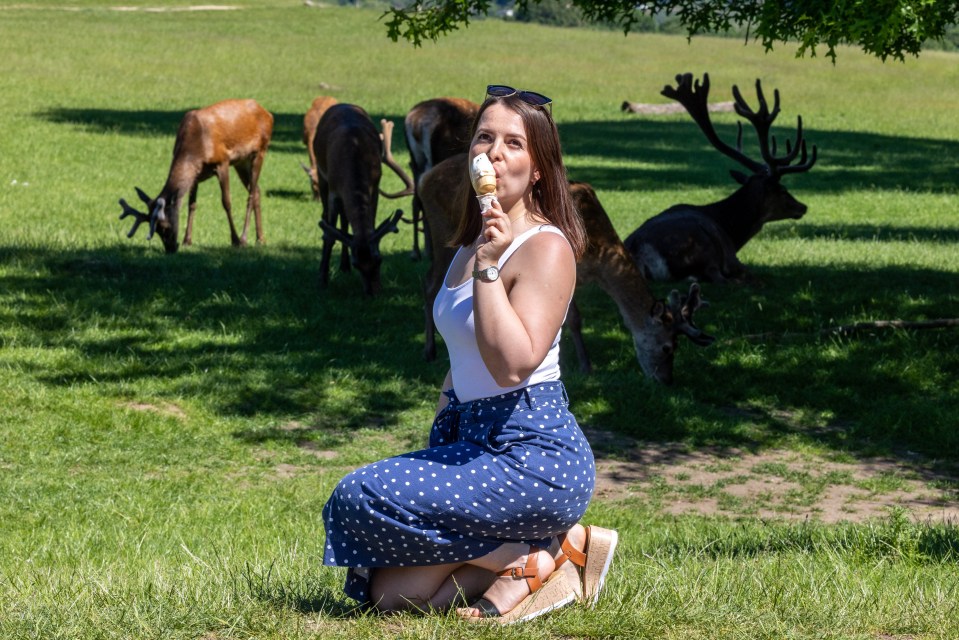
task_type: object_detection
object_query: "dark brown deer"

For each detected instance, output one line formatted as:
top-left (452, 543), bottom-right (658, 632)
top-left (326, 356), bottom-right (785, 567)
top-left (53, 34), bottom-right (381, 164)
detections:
top-left (404, 97), bottom-right (479, 259)
top-left (313, 103), bottom-right (414, 295)
top-left (118, 99), bottom-right (274, 253)
top-left (418, 153), bottom-right (714, 385)
top-left (301, 95), bottom-right (340, 201)
top-left (624, 72), bottom-right (818, 282)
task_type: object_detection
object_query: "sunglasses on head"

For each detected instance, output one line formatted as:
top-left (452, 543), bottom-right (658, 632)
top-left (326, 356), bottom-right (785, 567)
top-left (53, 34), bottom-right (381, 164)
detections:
top-left (486, 85), bottom-right (553, 114)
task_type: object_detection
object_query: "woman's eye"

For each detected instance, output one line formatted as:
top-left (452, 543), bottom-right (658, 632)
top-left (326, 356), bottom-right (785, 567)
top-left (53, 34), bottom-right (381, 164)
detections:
top-left (476, 133), bottom-right (492, 142)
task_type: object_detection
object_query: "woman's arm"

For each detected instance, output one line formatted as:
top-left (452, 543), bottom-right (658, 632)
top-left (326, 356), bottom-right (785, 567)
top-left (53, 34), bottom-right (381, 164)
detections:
top-left (434, 370), bottom-right (453, 418)
top-left (472, 231), bottom-right (576, 387)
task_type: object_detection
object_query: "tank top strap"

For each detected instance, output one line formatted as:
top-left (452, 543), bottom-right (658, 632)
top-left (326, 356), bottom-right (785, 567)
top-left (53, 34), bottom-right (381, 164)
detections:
top-left (498, 224), bottom-right (566, 267)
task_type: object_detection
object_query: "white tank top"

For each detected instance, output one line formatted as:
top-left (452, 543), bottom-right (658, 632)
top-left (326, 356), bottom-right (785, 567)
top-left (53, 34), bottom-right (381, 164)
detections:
top-left (433, 224), bottom-right (569, 402)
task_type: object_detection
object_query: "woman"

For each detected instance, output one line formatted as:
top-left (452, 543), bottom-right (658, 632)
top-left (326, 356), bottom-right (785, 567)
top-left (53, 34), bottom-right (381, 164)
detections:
top-left (322, 85), bottom-right (617, 623)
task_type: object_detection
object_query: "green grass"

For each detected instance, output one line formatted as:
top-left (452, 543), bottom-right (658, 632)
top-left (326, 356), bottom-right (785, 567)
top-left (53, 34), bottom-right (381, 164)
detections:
top-left (1, 2), bottom-right (958, 638)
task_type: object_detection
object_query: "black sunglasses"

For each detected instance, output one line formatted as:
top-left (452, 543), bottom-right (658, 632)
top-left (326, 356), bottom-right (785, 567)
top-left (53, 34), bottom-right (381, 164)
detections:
top-left (486, 85), bottom-right (553, 114)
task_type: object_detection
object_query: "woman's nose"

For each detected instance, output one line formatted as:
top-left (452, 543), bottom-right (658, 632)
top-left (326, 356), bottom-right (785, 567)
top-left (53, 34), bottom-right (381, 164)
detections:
top-left (487, 138), bottom-right (504, 161)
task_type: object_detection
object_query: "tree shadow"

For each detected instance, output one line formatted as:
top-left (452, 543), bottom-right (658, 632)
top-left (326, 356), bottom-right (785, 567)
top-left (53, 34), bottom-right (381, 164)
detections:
top-left (558, 118), bottom-right (959, 195)
top-left (36, 107), bottom-right (411, 158)
top-left (37, 107), bottom-right (959, 197)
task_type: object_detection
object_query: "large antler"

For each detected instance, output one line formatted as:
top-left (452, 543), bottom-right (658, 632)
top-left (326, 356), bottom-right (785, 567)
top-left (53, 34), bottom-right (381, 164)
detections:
top-left (318, 208), bottom-right (403, 246)
top-left (379, 119), bottom-right (415, 198)
top-left (730, 79), bottom-right (818, 176)
top-left (118, 187), bottom-right (165, 239)
top-left (663, 73), bottom-right (817, 177)
top-left (663, 73), bottom-right (764, 174)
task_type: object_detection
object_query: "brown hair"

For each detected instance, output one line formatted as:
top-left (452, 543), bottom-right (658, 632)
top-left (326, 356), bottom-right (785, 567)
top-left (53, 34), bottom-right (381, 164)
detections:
top-left (450, 95), bottom-right (586, 259)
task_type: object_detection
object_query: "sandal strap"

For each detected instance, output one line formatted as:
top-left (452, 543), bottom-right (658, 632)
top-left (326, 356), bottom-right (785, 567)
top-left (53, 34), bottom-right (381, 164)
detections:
top-left (497, 545), bottom-right (543, 593)
top-left (556, 527), bottom-right (589, 568)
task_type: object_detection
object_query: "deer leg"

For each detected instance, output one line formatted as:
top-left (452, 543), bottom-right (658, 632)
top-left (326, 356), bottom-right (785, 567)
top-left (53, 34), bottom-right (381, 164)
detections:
top-left (338, 210), bottom-right (351, 273)
top-left (217, 163), bottom-right (243, 246)
top-left (410, 193), bottom-right (423, 261)
top-left (563, 298), bottom-right (593, 373)
top-left (248, 152), bottom-right (266, 245)
top-left (318, 188), bottom-right (335, 287)
top-left (183, 185), bottom-right (199, 246)
top-left (236, 155), bottom-right (264, 246)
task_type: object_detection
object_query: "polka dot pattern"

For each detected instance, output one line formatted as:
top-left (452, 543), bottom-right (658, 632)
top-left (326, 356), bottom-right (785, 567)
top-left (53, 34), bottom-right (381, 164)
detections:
top-left (322, 382), bottom-right (595, 604)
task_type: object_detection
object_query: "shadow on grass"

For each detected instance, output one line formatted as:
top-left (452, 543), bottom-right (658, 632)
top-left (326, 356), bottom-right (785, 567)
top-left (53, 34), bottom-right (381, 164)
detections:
top-left (238, 562), bottom-right (363, 618)
top-left (2, 239), bottom-right (958, 459)
top-left (37, 107), bottom-right (959, 196)
top-left (651, 512), bottom-right (959, 562)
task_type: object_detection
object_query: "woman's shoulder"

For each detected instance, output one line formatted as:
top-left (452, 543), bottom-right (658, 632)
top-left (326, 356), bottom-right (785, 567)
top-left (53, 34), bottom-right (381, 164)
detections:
top-left (511, 225), bottom-right (575, 266)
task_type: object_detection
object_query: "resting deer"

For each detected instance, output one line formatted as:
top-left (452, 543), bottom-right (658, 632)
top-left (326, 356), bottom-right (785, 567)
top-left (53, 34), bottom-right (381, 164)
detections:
top-left (418, 153), bottom-right (714, 385)
top-left (624, 72), bottom-right (818, 282)
top-left (118, 99), bottom-right (274, 253)
top-left (404, 97), bottom-right (479, 259)
top-left (313, 103), bottom-right (415, 295)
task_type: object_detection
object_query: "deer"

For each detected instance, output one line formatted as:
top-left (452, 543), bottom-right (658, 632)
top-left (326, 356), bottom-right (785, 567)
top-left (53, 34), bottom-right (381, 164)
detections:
top-left (301, 95), bottom-right (340, 201)
top-left (623, 72), bottom-right (818, 282)
top-left (417, 152), bottom-right (714, 385)
top-left (313, 103), bottom-right (415, 296)
top-left (403, 97), bottom-right (480, 260)
top-left (118, 98), bottom-right (274, 254)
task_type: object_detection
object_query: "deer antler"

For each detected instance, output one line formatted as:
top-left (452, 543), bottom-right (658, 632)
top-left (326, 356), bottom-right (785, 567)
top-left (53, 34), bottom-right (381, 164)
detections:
top-left (118, 198), bottom-right (153, 239)
top-left (663, 73), bottom-right (765, 174)
top-left (665, 73), bottom-right (818, 178)
top-left (118, 190), bottom-right (165, 240)
top-left (667, 282), bottom-right (715, 347)
top-left (731, 79), bottom-right (817, 176)
top-left (379, 118), bottom-right (415, 198)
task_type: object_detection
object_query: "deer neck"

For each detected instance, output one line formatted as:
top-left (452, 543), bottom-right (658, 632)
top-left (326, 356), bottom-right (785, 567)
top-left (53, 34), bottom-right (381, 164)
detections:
top-left (699, 184), bottom-right (766, 251)
top-left (579, 243), bottom-right (654, 333)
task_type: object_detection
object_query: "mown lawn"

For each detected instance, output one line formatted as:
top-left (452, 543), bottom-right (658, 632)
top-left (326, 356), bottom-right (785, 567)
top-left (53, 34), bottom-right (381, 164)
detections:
top-left (1, 3), bottom-right (957, 639)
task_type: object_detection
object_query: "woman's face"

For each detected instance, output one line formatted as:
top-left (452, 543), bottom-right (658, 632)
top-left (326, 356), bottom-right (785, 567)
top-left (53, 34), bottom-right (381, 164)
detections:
top-left (469, 102), bottom-right (540, 211)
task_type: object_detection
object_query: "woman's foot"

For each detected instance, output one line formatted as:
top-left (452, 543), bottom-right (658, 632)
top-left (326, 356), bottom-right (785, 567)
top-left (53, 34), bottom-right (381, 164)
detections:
top-left (456, 547), bottom-right (555, 621)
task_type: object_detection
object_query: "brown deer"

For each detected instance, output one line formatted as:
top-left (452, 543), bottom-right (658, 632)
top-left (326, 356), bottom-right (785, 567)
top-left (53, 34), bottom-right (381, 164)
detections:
top-left (403, 97), bottom-right (479, 259)
top-left (301, 95), bottom-right (340, 201)
top-left (624, 72), bottom-right (818, 282)
top-left (119, 99), bottom-right (274, 253)
top-left (418, 153), bottom-right (714, 385)
top-left (313, 103), bottom-right (414, 295)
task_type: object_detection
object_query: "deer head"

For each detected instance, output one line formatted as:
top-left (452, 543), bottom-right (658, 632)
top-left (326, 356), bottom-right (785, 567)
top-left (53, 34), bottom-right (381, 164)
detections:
top-left (634, 282), bottom-right (714, 385)
top-left (118, 187), bottom-right (179, 253)
top-left (318, 208), bottom-right (403, 295)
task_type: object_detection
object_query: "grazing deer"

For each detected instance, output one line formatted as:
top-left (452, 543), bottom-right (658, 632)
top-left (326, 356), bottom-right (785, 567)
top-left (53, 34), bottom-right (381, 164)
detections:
top-left (118, 99), bottom-right (274, 253)
top-left (313, 103), bottom-right (414, 295)
top-left (418, 153), bottom-right (714, 384)
top-left (624, 72), bottom-right (818, 282)
top-left (301, 95), bottom-right (340, 201)
top-left (404, 97), bottom-right (479, 259)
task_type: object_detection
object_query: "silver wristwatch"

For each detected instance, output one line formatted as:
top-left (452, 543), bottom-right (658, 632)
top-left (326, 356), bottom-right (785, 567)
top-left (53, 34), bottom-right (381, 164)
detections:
top-left (472, 265), bottom-right (500, 282)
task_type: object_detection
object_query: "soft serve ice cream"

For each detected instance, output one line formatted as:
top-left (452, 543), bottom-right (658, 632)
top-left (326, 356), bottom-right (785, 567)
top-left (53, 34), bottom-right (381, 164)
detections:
top-left (470, 152), bottom-right (497, 213)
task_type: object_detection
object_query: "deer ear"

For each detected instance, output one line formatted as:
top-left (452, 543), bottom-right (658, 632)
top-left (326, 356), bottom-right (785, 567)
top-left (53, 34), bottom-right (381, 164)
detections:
top-left (729, 170), bottom-right (749, 185)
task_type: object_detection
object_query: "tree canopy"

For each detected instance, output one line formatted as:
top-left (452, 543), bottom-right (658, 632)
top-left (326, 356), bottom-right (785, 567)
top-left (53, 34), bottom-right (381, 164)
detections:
top-left (383, 0), bottom-right (959, 61)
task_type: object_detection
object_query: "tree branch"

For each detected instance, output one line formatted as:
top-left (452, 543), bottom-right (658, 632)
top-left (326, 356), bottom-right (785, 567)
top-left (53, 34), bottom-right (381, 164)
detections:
top-left (731, 319), bottom-right (959, 343)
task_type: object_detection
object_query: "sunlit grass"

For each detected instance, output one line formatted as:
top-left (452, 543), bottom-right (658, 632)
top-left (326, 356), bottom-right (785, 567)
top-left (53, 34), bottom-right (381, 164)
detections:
top-left (1, 3), bottom-right (958, 639)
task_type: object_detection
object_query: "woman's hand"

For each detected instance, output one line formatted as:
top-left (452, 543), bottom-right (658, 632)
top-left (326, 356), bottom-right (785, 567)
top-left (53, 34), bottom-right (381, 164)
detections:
top-left (474, 198), bottom-right (512, 268)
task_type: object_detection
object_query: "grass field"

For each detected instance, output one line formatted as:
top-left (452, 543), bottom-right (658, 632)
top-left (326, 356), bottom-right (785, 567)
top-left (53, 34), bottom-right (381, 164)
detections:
top-left (1, 2), bottom-right (958, 639)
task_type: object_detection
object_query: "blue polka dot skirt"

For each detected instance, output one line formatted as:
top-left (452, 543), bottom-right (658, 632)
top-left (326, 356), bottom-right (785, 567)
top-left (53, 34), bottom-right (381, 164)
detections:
top-left (322, 381), bottom-right (595, 603)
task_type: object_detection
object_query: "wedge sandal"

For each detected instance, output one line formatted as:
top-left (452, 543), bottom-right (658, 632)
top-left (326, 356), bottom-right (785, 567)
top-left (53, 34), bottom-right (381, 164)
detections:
top-left (557, 525), bottom-right (618, 606)
top-left (458, 546), bottom-right (577, 625)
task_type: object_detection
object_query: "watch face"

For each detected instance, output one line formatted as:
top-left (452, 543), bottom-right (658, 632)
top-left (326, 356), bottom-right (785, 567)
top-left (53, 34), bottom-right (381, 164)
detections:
top-left (485, 267), bottom-right (499, 281)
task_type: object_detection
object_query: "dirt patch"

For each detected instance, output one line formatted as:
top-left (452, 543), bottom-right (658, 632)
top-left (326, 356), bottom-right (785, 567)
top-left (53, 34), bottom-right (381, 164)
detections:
top-left (121, 401), bottom-right (187, 421)
top-left (588, 428), bottom-right (959, 524)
